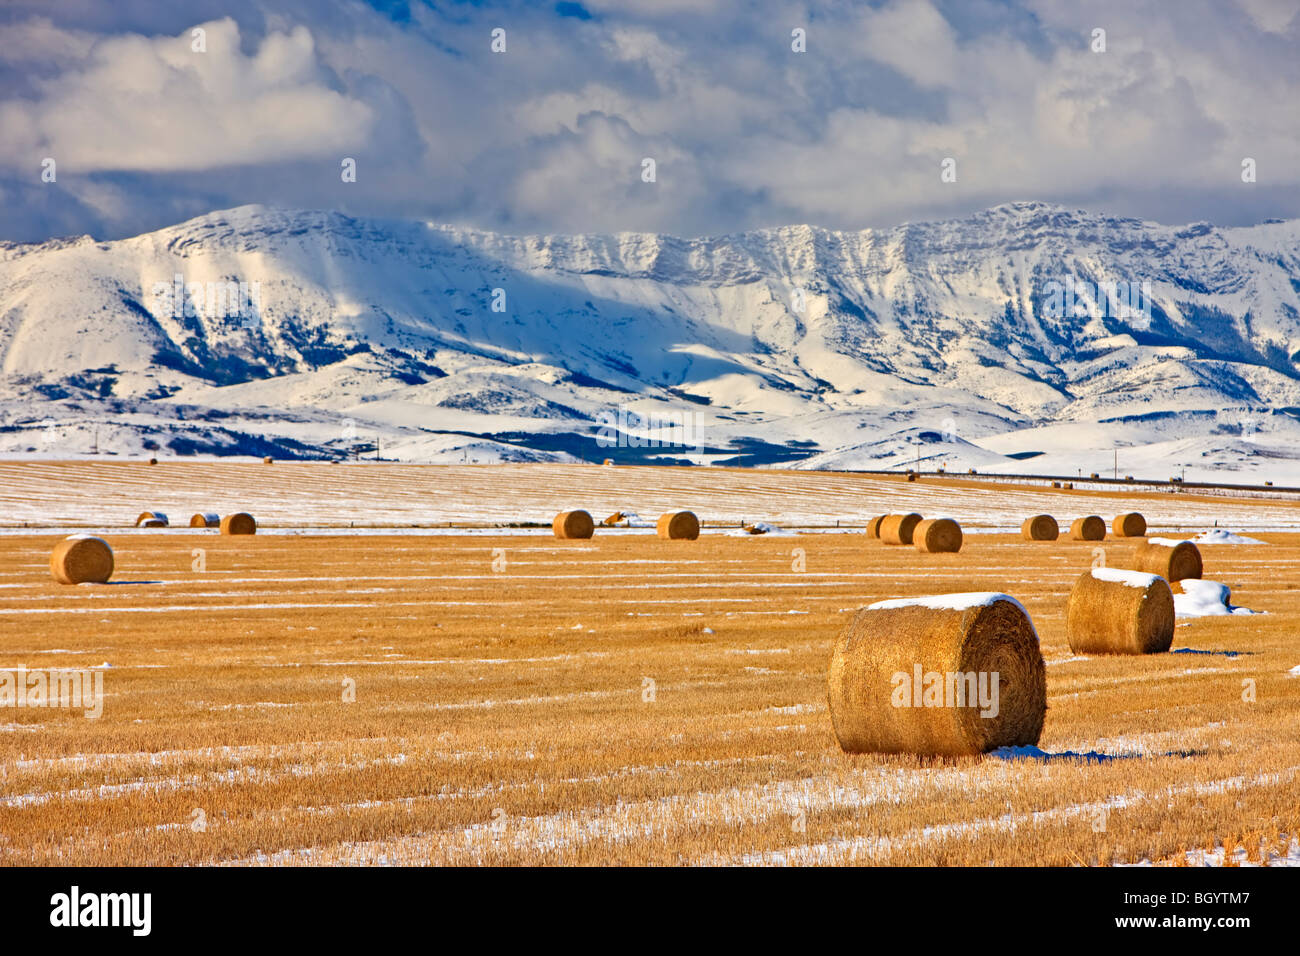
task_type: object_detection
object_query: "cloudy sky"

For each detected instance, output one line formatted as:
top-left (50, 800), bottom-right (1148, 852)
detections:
top-left (0, 0), bottom-right (1296, 242)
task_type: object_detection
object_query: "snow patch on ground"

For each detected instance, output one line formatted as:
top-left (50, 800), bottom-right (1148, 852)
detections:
top-left (1174, 579), bottom-right (1259, 617)
top-left (1192, 529), bottom-right (1266, 545)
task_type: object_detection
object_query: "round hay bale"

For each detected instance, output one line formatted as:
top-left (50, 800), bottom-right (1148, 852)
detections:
top-left (656, 511), bottom-right (700, 540)
top-left (1066, 568), bottom-right (1174, 654)
top-left (139, 518), bottom-right (166, 528)
top-left (865, 515), bottom-right (886, 539)
top-left (189, 512), bottom-right (220, 528)
top-left (914, 517), bottom-right (962, 553)
top-left (1050, 481), bottom-right (1061, 489)
top-left (1021, 514), bottom-right (1059, 541)
top-left (879, 513), bottom-right (923, 545)
top-left (552, 510), bottom-right (595, 539)
top-left (1113, 512), bottom-right (1147, 537)
top-left (906, 473), bottom-right (918, 482)
top-left (135, 511), bottom-right (168, 528)
top-left (827, 593), bottom-right (1046, 756)
top-left (1069, 515), bottom-right (1106, 541)
top-left (263, 456), bottom-right (273, 464)
top-left (50, 535), bottom-right (114, 585)
top-left (220, 512), bottom-right (257, 535)
top-left (1064, 482), bottom-right (1074, 490)
top-left (1131, 538), bottom-right (1203, 582)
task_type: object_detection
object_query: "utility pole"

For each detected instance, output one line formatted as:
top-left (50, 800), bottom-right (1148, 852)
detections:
top-left (1114, 448), bottom-right (1117, 480)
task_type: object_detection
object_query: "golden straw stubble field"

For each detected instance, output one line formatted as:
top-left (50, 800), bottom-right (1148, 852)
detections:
top-left (2, 465), bottom-right (1300, 866)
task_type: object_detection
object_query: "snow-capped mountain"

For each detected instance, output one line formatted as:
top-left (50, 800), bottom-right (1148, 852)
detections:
top-left (2, 201), bottom-right (1299, 480)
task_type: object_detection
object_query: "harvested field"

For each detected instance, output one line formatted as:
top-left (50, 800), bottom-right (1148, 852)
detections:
top-left (1, 463), bottom-right (1299, 867)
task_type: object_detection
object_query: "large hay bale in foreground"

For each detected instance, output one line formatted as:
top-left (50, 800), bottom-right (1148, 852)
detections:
top-left (1065, 568), bottom-right (1174, 655)
top-left (827, 593), bottom-right (1046, 756)
top-left (189, 513), bottom-right (220, 528)
top-left (865, 515), bottom-right (886, 539)
top-left (656, 511), bottom-right (700, 540)
top-left (1113, 512), bottom-right (1147, 537)
top-left (553, 510), bottom-right (595, 539)
top-left (914, 518), bottom-right (962, 553)
top-left (1131, 538), bottom-right (1203, 582)
top-left (220, 512), bottom-right (257, 535)
top-left (135, 511), bottom-right (168, 528)
top-left (879, 513), bottom-right (923, 545)
top-left (1069, 515), bottom-right (1106, 541)
top-left (1021, 515), bottom-right (1059, 541)
top-left (50, 535), bottom-right (114, 585)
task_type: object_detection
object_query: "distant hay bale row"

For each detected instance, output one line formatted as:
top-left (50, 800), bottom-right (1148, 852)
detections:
top-left (1021, 514), bottom-right (1059, 541)
top-left (549, 510), bottom-right (700, 540)
top-left (827, 593), bottom-right (1046, 756)
top-left (1070, 515), bottom-right (1106, 541)
top-left (1066, 568), bottom-right (1174, 655)
top-left (553, 510), bottom-right (595, 539)
top-left (913, 518), bottom-right (962, 553)
top-left (1130, 539), bottom-right (1203, 582)
top-left (50, 535), bottom-right (114, 585)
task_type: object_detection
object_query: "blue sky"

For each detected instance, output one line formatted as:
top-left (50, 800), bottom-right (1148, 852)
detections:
top-left (0, 0), bottom-right (1296, 241)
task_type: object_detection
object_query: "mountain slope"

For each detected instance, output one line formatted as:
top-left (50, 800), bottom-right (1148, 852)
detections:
top-left (2, 202), bottom-right (1299, 478)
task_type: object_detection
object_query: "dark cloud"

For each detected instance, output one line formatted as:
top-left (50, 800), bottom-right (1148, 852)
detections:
top-left (0, 0), bottom-right (1296, 242)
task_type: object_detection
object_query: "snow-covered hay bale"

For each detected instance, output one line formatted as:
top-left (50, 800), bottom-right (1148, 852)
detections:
top-left (189, 513), bottom-right (220, 528)
top-left (656, 511), bottom-right (700, 540)
top-left (880, 513), bottom-right (923, 545)
top-left (135, 511), bottom-right (168, 528)
top-left (865, 515), bottom-right (886, 538)
top-left (1065, 568), bottom-right (1174, 655)
top-left (1021, 515), bottom-right (1059, 541)
top-left (1132, 538), bottom-right (1203, 582)
top-left (1113, 512), bottom-right (1147, 537)
top-left (1069, 515), bottom-right (1105, 541)
top-left (914, 518), bottom-right (962, 553)
top-left (553, 510), bottom-right (595, 539)
top-left (220, 512), bottom-right (257, 536)
top-left (50, 535), bottom-right (114, 585)
top-left (601, 512), bottom-right (625, 527)
top-left (827, 593), bottom-right (1046, 756)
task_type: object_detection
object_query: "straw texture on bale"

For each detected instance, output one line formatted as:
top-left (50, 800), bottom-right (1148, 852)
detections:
top-left (1113, 512), bottom-right (1147, 537)
top-left (914, 518), bottom-right (962, 553)
top-left (1021, 515), bottom-right (1059, 541)
top-left (189, 513), bottom-right (220, 528)
top-left (1065, 570), bottom-right (1174, 655)
top-left (552, 510), bottom-right (595, 539)
top-left (656, 511), bottom-right (700, 540)
top-left (827, 596), bottom-right (1046, 756)
top-left (865, 515), bottom-right (886, 539)
top-left (220, 512), bottom-right (257, 535)
top-left (879, 513), bottom-right (923, 545)
top-left (50, 536), bottom-right (114, 585)
top-left (135, 511), bottom-right (168, 527)
top-left (1069, 515), bottom-right (1106, 541)
top-left (1131, 539), bottom-right (1203, 582)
